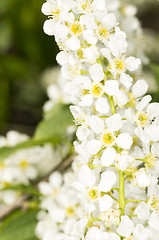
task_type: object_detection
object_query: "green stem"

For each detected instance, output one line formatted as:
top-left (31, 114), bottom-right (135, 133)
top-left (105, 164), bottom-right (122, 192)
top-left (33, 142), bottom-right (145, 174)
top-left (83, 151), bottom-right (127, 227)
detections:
top-left (89, 164), bottom-right (106, 169)
top-left (125, 199), bottom-right (146, 204)
top-left (111, 188), bottom-right (119, 192)
top-left (119, 170), bottom-right (125, 216)
top-left (108, 96), bottom-right (116, 115)
top-left (128, 215), bottom-right (137, 218)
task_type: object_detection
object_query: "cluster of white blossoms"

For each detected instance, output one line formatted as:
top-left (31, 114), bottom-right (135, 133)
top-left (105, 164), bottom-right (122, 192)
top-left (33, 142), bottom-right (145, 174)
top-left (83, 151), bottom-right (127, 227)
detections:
top-left (41, 0), bottom-right (159, 239)
top-left (36, 170), bottom-right (84, 240)
top-left (0, 131), bottom-right (61, 208)
top-left (42, 67), bottom-right (72, 112)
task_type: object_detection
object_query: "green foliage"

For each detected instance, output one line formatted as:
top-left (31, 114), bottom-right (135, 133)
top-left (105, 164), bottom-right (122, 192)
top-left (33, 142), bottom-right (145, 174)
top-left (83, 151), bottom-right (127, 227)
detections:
top-left (0, 137), bottom-right (61, 163)
top-left (0, 209), bottom-right (39, 240)
top-left (0, 0), bottom-right (59, 132)
top-left (2, 184), bottom-right (42, 197)
top-left (150, 63), bottom-right (159, 88)
top-left (149, 63), bottom-right (159, 102)
top-left (34, 104), bottom-right (73, 140)
top-left (0, 104), bottom-right (73, 162)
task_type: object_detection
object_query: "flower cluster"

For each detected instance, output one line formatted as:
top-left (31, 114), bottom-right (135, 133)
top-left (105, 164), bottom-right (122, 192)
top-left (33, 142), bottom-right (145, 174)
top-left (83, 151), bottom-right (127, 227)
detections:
top-left (0, 131), bottom-right (61, 208)
top-left (41, 0), bottom-right (159, 239)
top-left (36, 170), bottom-right (84, 240)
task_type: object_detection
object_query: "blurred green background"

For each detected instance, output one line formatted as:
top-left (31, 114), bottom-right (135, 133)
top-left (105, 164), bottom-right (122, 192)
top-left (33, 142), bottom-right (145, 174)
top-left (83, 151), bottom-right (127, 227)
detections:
top-left (0, 0), bottom-right (159, 135)
top-left (0, 0), bottom-right (59, 135)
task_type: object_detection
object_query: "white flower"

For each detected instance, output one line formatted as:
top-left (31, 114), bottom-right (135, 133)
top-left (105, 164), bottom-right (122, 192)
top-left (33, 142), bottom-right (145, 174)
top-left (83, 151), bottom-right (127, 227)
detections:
top-left (117, 216), bottom-right (134, 237)
top-left (115, 150), bottom-right (133, 171)
top-left (134, 168), bottom-right (151, 188)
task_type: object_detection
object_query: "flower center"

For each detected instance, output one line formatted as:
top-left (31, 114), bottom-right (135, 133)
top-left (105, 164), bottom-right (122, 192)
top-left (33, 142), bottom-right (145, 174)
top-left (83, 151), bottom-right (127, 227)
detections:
top-left (135, 112), bottom-right (148, 127)
top-left (66, 206), bottom-right (76, 217)
top-left (113, 59), bottom-right (125, 71)
top-left (102, 130), bottom-right (115, 147)
top-left (70, 21), bottom-right (84, 37)
top-left (51, 8), bottom-right (60, 20)
top-left (126, 92), bottom-right (136, 108)
top-left (0, 162), bottom-right (5, 169)
top-left (148, 196), bottom-right (159, 213)
top-left (88, 187), bottom-right (99, 201)
top-left (96, 25), bottom-right (109, 39)
top-left (19, 159), bottom-right (28, 169)
top-left (78, 0), bottom-right (93, 12)
top-left (100, 209), bottom-right (120, 227)
top-left (91, 83), bottom-right (104, 98)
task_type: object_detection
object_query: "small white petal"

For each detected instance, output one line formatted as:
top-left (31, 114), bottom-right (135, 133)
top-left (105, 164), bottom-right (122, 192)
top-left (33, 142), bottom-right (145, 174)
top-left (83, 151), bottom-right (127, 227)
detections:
top-left (116, 133), bottom-right (133, 149)
top-left (106, 114), bottom-right (123, 131)
top-left (104, 80), bottom-right (119, 96)
top-left (80, 14), bottom-right (97, 29)
top-left (86, 140), bottom-right (102, 156)
top-left (89, 115), bottom-right (105, 134)
top-left (132, 79), bottom-right (148, 98)
top-left (78, 165), bottom-right (96, 187)
top-left (136, 95), bottom-right (152, 111)
top-left (147, 102), bottom-right (159, 120)
top-left (101, 147), bottom-right (117, 167)
top-left (79, 94), bottom-right (93, 107)
top-left (41, 2), bottom-right (52, 15)
top-left (89, 63), bottom-right (104, 82)
top-left (133, 224), bottom-right (150, 240)
top-left (120, 73), bottom-right (133, 88)
top-left (99, 195), bottom-right (113, 212)
top-left (148, 212), bottom-right (159, 230)
top-left (95, 97), bottom-right (110, 114)
top-left (43, 19), bottom-right (55, 36)
top-left (66, 36), bottom-right (80, 50)
top-left (102, 13), bottom-right (116, 28)
top-left (134, 202), bottom-right (150, 220)
top-left (54, 23), bottom-right (69, 39)
top-left (83, 29), bottom-right (97, 45)
top-left (76, 126), bottom-right (90, 141)
top-left (144, 125), bottom-right (159, 142)
top-left (56, 51), bottom-right (69, 65)
top-left (98, 171), bottom-right (116, 192)
top-left (117, 216), bottom-right (134, 237)
top-left (126, 56), bottom-right (141, 71)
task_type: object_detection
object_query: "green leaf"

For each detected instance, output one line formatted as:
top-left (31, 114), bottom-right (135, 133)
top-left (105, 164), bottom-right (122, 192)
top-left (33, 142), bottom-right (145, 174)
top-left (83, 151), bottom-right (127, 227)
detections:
top-left (0, 209), bottom-right (38, 240)
top-left (150, 63), bottom-right (159, 89)
top-left (0, 137), bottom-right (61, 162)
top-left (0, 104), bottom-right (73, 162)
top-left (34, 104), bottom-right (73, 140)
top-left (2, 184), bottom-right (42, 197)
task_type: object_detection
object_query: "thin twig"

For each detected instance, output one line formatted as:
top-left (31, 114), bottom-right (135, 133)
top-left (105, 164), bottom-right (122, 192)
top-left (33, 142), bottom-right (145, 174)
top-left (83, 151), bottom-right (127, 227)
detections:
top-left (0, 155), bottom-right (74, 221)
